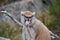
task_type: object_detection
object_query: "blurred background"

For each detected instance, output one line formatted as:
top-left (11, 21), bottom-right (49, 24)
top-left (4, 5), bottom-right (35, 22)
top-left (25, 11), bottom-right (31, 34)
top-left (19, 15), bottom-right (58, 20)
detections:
top-left (0, 0), bottom-right (60, 40)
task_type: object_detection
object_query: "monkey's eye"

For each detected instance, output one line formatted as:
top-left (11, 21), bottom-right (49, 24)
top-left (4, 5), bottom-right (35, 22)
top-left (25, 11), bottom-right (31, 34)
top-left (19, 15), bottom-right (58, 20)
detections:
top-left (24, 16), bottom-right (33, 18)
top-left (22, 14), bottom-right (24, 16)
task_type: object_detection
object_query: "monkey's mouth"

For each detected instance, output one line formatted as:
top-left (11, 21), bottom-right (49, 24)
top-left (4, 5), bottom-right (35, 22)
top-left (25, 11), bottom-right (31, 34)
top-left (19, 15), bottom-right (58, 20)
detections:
top-left (24, 21), bottom-right (32, 26)
top-left (24, 18), bottom-right (33, 27)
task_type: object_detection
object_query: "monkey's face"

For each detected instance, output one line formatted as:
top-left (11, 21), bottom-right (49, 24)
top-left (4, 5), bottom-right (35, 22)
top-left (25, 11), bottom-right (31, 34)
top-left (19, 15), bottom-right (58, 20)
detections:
top-left (21, 11), bottom-right (35, 26)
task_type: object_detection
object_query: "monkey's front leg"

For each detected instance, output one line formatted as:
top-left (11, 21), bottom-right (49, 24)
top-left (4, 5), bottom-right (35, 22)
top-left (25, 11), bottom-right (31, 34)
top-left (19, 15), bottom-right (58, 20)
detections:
top-left (22, 26), bottom-right (30, 40)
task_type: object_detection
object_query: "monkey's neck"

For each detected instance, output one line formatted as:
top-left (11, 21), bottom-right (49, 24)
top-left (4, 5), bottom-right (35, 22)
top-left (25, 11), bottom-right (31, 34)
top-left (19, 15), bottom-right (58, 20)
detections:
top-left (22, 26), bottom-right (36, 40)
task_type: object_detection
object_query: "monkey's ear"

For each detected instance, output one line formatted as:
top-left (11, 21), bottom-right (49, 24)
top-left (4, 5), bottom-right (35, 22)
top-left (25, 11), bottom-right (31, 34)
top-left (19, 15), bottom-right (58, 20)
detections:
top-left (32, 12), bottom-right (35, 15)
top-left (21, 11), bottom-right (24, 14)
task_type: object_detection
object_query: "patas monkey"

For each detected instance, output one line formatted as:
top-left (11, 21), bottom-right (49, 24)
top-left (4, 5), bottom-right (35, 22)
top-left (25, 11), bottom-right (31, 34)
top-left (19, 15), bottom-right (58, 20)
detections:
top-left (21, 11), bottom-right (51, 40)
top-left (1, 10), bottom-right (59, 40)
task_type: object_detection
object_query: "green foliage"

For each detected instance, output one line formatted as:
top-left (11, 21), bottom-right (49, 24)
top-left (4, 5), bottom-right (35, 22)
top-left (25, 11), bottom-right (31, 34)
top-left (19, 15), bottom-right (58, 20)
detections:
top-left (48, 0), bottom-right (60, 16)
top-left (37, 0), bottom-right (60, 31)
top-left (0, 22), bottom-right (22, 40)
top-left (46, 0), bottom-right (60, 30)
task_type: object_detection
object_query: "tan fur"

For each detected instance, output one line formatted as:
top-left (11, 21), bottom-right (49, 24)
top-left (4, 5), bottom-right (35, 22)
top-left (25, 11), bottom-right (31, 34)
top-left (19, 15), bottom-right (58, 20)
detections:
top-left (33, 18), bottom-right (51, 40)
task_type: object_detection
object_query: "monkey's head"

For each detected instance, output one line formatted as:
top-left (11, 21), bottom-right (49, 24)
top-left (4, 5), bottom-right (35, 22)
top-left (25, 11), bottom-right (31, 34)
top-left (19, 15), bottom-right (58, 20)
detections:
top-left (21, 11), bottom-right (35, 26)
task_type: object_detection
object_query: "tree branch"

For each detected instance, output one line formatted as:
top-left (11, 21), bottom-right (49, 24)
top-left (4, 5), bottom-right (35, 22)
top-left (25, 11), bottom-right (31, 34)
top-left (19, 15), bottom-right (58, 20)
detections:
top-left (49, 31), bottom-right (60, 40)
top-left (1, 11), bottom-right (23, 26)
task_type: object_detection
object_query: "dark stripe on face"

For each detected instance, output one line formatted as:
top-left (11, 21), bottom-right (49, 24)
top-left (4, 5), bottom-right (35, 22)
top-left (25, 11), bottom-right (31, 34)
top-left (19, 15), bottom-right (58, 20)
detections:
top-left (24, 16), bottom-right (32, 24)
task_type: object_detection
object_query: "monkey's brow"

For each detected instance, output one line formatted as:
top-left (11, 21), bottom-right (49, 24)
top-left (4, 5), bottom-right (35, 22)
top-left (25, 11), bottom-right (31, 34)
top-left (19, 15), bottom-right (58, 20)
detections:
top-left (24, 16), bottom-right (33, 18)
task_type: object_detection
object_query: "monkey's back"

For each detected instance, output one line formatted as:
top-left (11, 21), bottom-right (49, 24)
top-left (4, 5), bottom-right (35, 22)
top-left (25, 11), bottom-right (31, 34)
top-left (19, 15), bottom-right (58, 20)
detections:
top-left (33, 19), bottom-right (51, 40)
